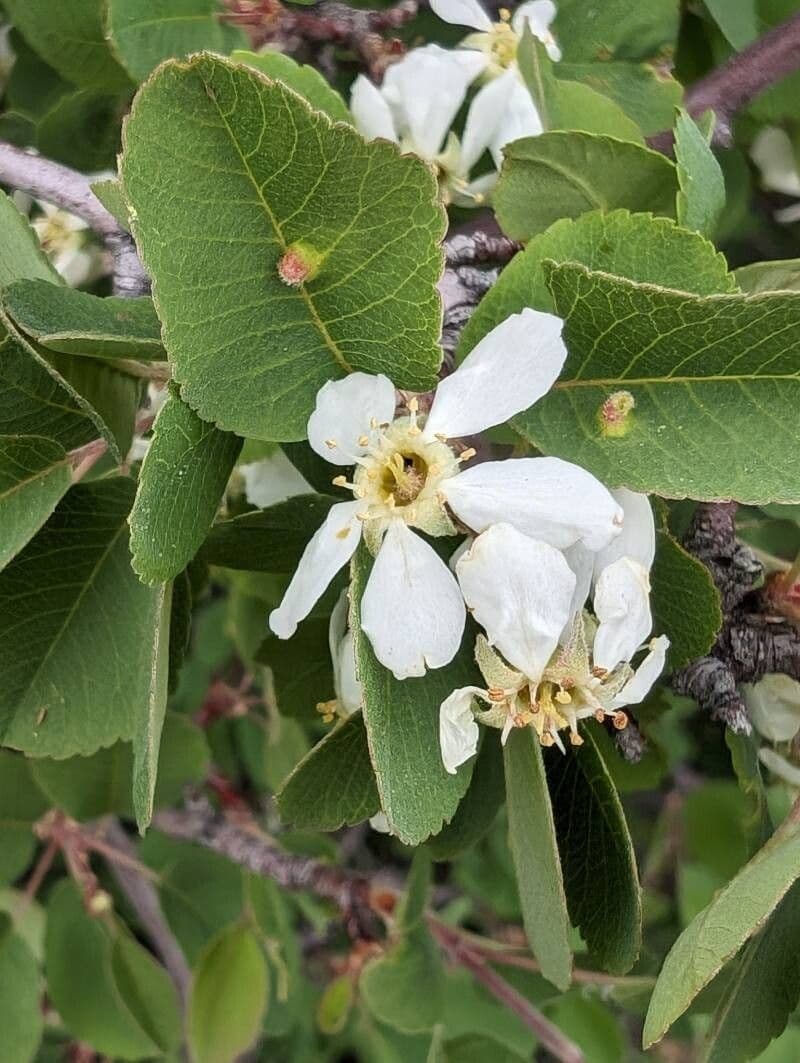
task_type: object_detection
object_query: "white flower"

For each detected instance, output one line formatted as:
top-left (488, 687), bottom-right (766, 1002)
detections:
top-left (743, 673), bottom-right (800, 743)
top-left (438, 522), bottom-right (668, 770)
top-left (324, 590), bottom-right (364, 718)
top-left (431, 0), bottom-right (562, 71)
top-left (31, 201), bottom-right (95, 287)
top-left (269, 309), bottom-right (622, 678)
top-left (238, 449), bottom-right (312, 509)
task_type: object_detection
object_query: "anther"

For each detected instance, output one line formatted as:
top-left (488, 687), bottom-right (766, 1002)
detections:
top-left (555, 689), bottom-right (572, 704)
top-left (487, 687), bottom-right (506, 702)
top-left (594, 708), bottom-right (607, 723)
top-left (540, 733), bottom-right (555, 747)
top-left (407, 397), bottom-right (419, 413)
top-left (591, 666), bottom-right (608, 679)
top-left (435, 432), bottom-right (448, 443)
top-left (332, 475), bottom-right (347, 487)
top-left (569, 732), bottom-right (584, 746)
top-left (613, 711), bottom-right (629, 730)
top-left (324, 438), bottom-right (337, 449)
top-left (357, 435), bottom-right (370, 447)
top-left (458, 448), bottom-right (477, 463)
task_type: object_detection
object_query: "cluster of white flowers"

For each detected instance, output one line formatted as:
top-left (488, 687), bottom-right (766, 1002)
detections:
top-left (350, 0), bottom-right (560, 204)
top-left (268, 307), bottom-right (669, 772)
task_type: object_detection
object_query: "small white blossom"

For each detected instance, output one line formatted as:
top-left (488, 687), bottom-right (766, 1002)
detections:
top-left (439, 522), bottom-right (668, 773)
top-left (31, 201), bottom-right (95, 287)
top-left (431, 0), bottom-right (562, 68)
top-left (269, 310), bottom-right (624, 679)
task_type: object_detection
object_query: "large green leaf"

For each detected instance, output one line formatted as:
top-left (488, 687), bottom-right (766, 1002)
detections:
top-left (0, 436), bottom-right (72, 571)
top-left (121, 53), bottom-right (445, 441)
top-left (554, 0), bottom-right (680, 61)
top-left (107, 0), bottom-right (246, 82)
top-left (458, 210), bottom-right (735, 357)
top-left (131, 580), bottom-right (172, 832)
top-left (545, 726), bottom-right (641, 974)
top-left (350, 545), bottom-right (477, 846)
top-left (674, 109), bottom-right (726, 237)
top-left (2, 0), bottom-right (132, 90)
top-left (650, 520), bottom-right (723, 671)
top-left (231, 49), bottom-right (352, 124)
top-left (494, 132), bottom-right (678, 242)
top-left (2, 280), bottom-right (165, 360)
top-left (704, 0), bottom-right (759, 49)
top-left (503, 727), bottom-right (571, 991)
top-left (129, 389), bottom-right (242, 584)
top-left (643, 806), bottom-right (800, 1048)
top-left (46, 881), bottom-right (162, 1059)
top-left (0, 751), bottom-right (48, 885)
top-left (700, 880), bottom-right (800, 1063)
top-left (0, 479), bottom-right (170, 757)
top-left (513, 263), bottom-right (800, 502)
top-left (200, 494), bottom-right (337, 572)
top-left (361, 929), bottom-right (444, 1034)
top-left (110, 931), bottom-right (182, 1055)
top-left (427, 735), bottom-right (505, 861)
top-left (276, 710), bottom-right (380, 830)
top-left (557, 61), bottom-right (682, 135)
top-left (0, 921), bottom-right (43, 1063)
top-left (188, 923), bottom-right (270, 1063)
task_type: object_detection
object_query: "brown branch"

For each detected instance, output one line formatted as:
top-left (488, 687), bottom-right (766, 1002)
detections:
top-left (430, 920), bottom-right (585, 1063)
top-left (102, 821), bottom-right (192, 1006)
top-left (444, 232), bottom-right (522, 269)
top-left (0, 140), bottom-right (149, 297)
top-left (649, 11), bottom-right (800, 151)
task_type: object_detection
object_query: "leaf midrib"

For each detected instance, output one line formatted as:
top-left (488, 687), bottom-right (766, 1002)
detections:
top-left (552, 371), bottom-right (800, 388)
top-left (0, 453), bottom-right (68, 503)
top-left (203, 70), bottom-right (353, 376)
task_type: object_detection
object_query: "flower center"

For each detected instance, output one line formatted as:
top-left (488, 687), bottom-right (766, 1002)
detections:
top-left (36, 215), bottom-right (78, 254)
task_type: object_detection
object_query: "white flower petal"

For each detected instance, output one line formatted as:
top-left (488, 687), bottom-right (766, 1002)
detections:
top-left (594, 488), bottom-right (655, 579)
top-left (442, 456), bottom-right (624, 551)
top-left (758, 748), bottom-right (800, 788)
top-left (360, 520), bottom-right (466, 679)
top-left (439, 687), bottom-right (482, 773)
top-left (351, 75), bottom-right (398, 142)
top-left (512, 0), bottom-right (561, 60)
top-left (593, 558), bottom-right (652, 673)
top-left (240, 450), bottom-right (312, 509)
top-left (424, 309), bottom-right (566, 441)
top-left (459, 70), bottom-right (517, 173)
top-left (269, 500), bottom-right (364, 638)
top-left (382, 46), bottom-right (474, 160)
top-left (488, 77), bottom-right (544, 167)
top-left (456, 522), bottom-right (575, 679)
top-left (430, 0), bottom-right (492, 31)
top-left (613, 634), bottom-right (669, 708)
top-left (562, 542), bottom-right (594, 638)
top-left (328, 591), bottom-right (363, 714)
top-left (369, 811), bottom-right (392, 833)
top-left (306, 373), bottom-right (396, 466)
top-left (751, 127), bottom-right (800, 197)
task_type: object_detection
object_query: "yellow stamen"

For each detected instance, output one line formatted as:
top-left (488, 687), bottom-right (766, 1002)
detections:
top-left (613, 711), bottom-right (629, 731)
top-left (555, 689), bottom-right (572, 705)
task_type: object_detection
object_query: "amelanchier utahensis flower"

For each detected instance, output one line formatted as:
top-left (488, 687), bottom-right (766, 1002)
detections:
top-left (269, 309), bottom-right (625, 680)
top-left (350, 43), bottom-right (535, 205)
top-left (439, 522), bottom-right (669, 773)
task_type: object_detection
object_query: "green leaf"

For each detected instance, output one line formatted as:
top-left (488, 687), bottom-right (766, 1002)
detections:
top-left (643, 805), bottom-right (800, 1047)
top-left (188, 923), bottom-right (270, 1063)
top-left (2, 0), bottom-right (132, 90)
top-left (36, 89), bottom-right (125, 173)
top-left (257, 618), bottom-right (335, 718)
top-left (734, 259), bottom-right (800, 294)
top-left (503, 727), bottom-right (571, 991)
top-left (518, 32), bottom-right (643, 141)
top-left (0, 751), bottom-right (48, 885)
top-left (558, 61), bottom-right (682, 136)
top-left (200, 494), bottom-right (337, 572)
top-left (276, 710), bottom-right (380, 830)
top-left (0, 925), bottom-right (43, 1063)
top-left (544, 994), bottom-right (626, 1063)
top-left (317, 974), bottom-right (355, 1035)
top-left (231, 49), bottom-right (352, 124)
top-left (726, 730), bottom-right (773, 855)
top-left (361, 929), bottom-right (444, 1034)
top-left (704, 0), bottom-right (759, 49)
top-left (0, 436), bottom-right (72, 572)
top-left (554, 0), bottom-right (680, 62)
top-left (121, 53), bottom-right (445, 440)
top-left (90, 178), bottom-right (132, 230)
top-left (131, 580), bottom-right (172, 832)
top-left (0, 189), bottom-right (60, 288)
top-left (45, 881), bottom-right (161, 1059)
top-left (397, 851), bottom-right (433, 933)
top-left (110, 931), bottom-right (182, 1054)
top-left (2, 280), bottom-right (165, 360)
top-left (350, 545), bottom-right (477, 846)
top-left (674, 109), bottom-right (726, 236)
top-left (30, 712), bottom-right (209, 820)
top-left (494, 131), bottom-right (678, 241)
top-left (650, 520), bottom-right (723, 671)
top-left (427, 734), bottom-right (505, 861)
top-left (0, 479), bottom-right (171, 757)
top-left (545, 726), bottom-right (641, 974)
top-left (458, 209), bottom-right (734, 357)
top-left (107, 0), bottom-right (247, 82)
top-left (130, 389), bottom-right (242, 584)
top-left (700, 880), bottom-right (800, 1063)
top-left (514, 262), bottom-right (800, 502)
